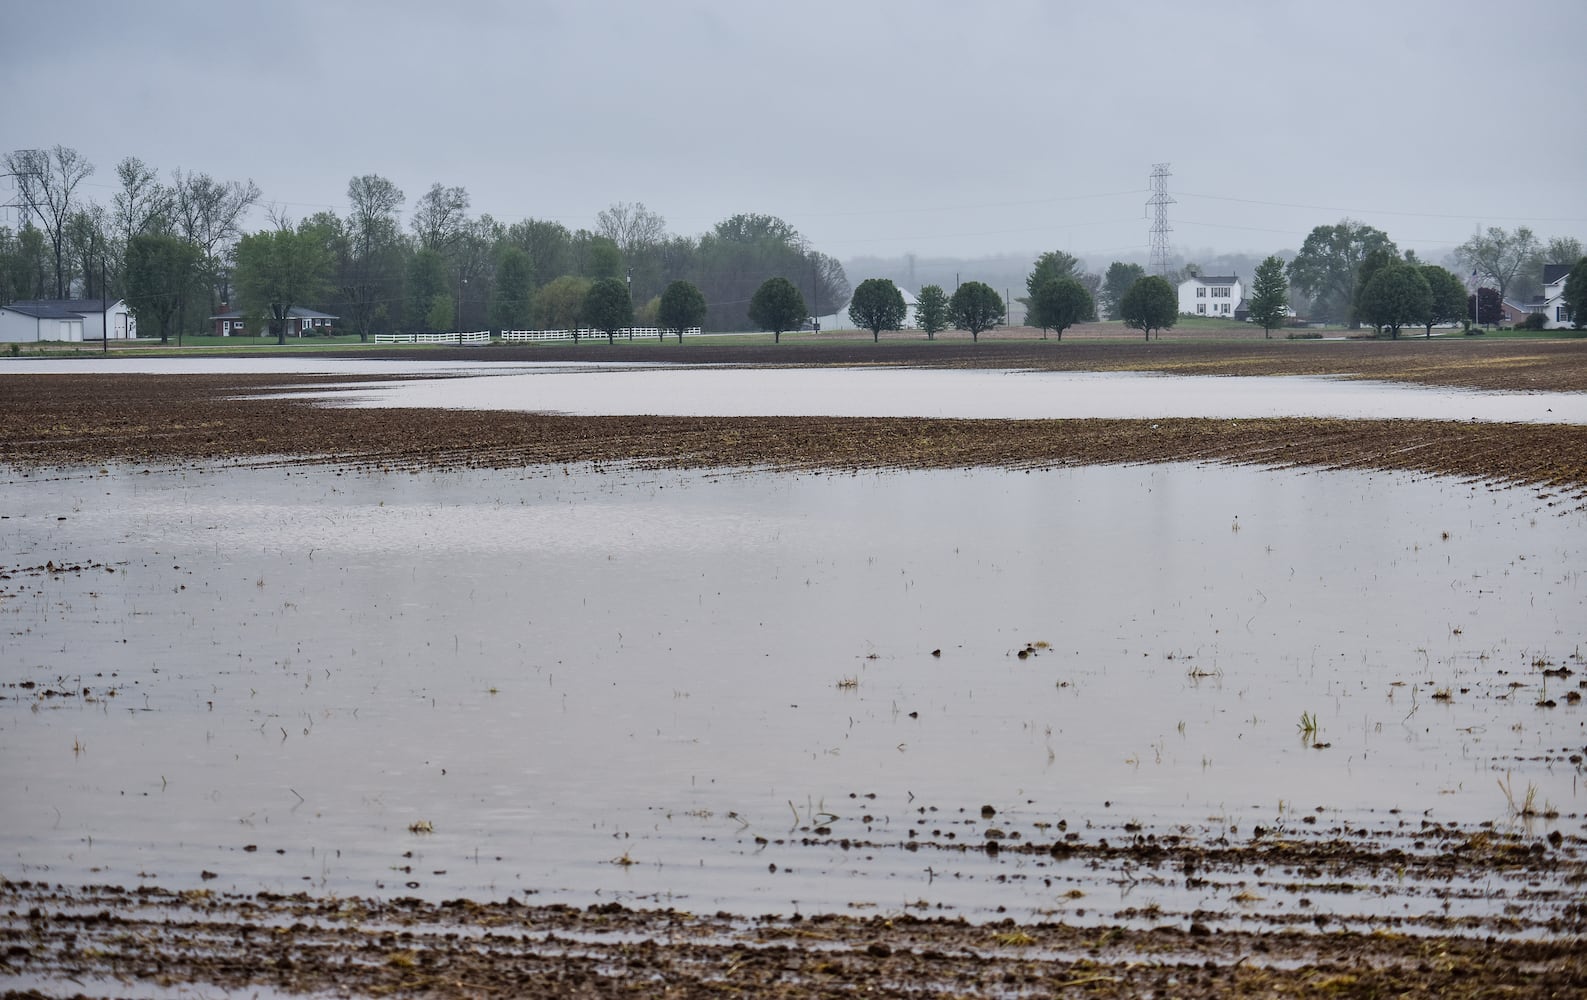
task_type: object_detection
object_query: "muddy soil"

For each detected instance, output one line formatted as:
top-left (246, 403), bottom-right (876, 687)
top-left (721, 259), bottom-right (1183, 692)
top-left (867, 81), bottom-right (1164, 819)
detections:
top-left (3, 875), bottom-right (1584, 999)
top-left (326, 336), bottom-right (1587, 391)
top-left (4, 340), bottom-right (1586, 997)
top-left (3, 372), bottom-right (1587, 494)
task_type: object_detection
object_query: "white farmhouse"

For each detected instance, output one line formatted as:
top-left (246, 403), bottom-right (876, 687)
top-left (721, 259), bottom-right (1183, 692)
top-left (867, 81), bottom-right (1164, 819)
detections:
top-left (1538, 264), bottom-right (1575, 329)
top-left (1177, 275), bottom-right (1243, 318)
top-left (0, 302), bottom-right (86, 342)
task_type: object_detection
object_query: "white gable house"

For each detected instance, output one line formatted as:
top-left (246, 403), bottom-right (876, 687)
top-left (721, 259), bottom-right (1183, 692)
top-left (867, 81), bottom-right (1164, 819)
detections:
top-left (1539, 264), bottom-right (1575, 329)
top-left (1177, 275), bottom-right (1243, 317)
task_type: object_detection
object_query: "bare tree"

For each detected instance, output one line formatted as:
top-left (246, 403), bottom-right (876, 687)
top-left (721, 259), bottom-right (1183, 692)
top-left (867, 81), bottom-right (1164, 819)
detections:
top-left (1455, 226), bottom-right (1539, 306)
top-left (347, 175), bottom-right (405, 251)
top-left (64, 205), bottom-right (109, 299)
top-left (172, 169), bottom-right (261, 309)
top-left (410, 183), bottom-right (470, 251)
top-left (112, 157), bottom-right (172, 247)
top-left (341, 175), bottom-right (406, 339)
top-left (595, 201), bottom-right (666, 254)
top-left (5, 145), bottom-right (94, 298)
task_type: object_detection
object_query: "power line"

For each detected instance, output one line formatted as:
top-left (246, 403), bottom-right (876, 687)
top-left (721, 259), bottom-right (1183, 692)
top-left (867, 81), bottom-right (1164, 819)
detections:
top-left (1176, 189), bottom-right (1587, 226)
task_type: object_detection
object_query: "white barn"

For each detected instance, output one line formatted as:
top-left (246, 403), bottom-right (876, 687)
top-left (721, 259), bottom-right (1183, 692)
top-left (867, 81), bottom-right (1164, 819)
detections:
top-left (7, 298), bottom-right (136, 340)
top-left (1177, 275), bottom-right (1243, 318)
top-left (0, 302), bottom-right (86, 342)
top-left (820, 285), bottom-right (924, 331)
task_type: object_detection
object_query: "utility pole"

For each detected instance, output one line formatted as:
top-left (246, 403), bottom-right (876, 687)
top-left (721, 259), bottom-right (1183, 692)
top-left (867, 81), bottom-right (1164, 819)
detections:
top-left (1147, 163), bottom-right (1174, 277)
top-left (101, 257), bottom-right (108, 354)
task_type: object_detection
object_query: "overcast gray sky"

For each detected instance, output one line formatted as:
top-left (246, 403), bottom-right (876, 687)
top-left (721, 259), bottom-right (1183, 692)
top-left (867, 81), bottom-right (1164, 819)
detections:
top-left (4, 0), bottom-right (1584, 263)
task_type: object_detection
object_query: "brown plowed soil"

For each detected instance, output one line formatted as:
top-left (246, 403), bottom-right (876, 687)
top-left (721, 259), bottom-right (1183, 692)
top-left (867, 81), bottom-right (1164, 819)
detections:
top-left (3, 880), bottom-right (1584, 999)
top-left (333, 335), bottom-right (1587, 391)
top-left (2, 364), bottom-right (1586, 494)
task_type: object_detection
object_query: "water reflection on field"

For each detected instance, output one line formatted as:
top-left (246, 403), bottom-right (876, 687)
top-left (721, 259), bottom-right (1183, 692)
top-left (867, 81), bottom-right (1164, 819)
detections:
top-left (1, 461), bottom-right (1582, 921)
top-left (6, 357), bottom-right (1585, 421)
top-left (297, 366), bottom-right (1587, 422)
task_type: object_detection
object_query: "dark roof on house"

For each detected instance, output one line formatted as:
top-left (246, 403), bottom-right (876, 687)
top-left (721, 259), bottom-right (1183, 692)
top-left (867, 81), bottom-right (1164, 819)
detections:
top-left (1195, 275), bottom-right (1240, 285)
top-left (2, 302), bottom-right (86, 319)
top-left (1542, 264), bottom-right (1573, 285)
top-left (210, 306), bottom-right (339, 320)
top-left (8, 298), bottom-right (121, 314)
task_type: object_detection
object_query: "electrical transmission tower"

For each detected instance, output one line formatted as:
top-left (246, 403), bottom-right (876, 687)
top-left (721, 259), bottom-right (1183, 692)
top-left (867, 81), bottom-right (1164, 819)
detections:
top-left (1146, 163), bottom-right (1174, 276)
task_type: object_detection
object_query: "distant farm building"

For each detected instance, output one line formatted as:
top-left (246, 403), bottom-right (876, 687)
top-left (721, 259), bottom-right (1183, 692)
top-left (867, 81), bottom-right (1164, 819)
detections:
top-left (209, 305), bottom-right (339, 337)
top-left (0, 301), bottom-right (86, 342)
top-left (1177, 275), bottom-right (1243, 317)
top-left (0, 298), bottom-right (134, 341)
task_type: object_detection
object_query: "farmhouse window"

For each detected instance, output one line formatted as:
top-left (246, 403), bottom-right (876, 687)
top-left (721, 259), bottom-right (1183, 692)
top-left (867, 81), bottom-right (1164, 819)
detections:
top-left (1197, 304), bottom-right (1206, 314)
top-left (1196, 287), bottom-right (1206, 297)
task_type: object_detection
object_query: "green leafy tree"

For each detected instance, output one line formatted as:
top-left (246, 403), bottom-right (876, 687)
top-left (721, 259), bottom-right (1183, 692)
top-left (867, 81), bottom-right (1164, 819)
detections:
top-left (915, 284), bottom-right (948, 339)
top-left (538, 275), bottom-right (593, 338)
top-left (658, 279), bottom-right (707, 343)
top-left (1027, 250), bottom-right (1083, 289)
top-left (234, 226), bottom-right (332, 345)
top-left (1352, 247), bottom-right (1401, 333)
top-left (635, 295), bottom-right (661, 329)
top-left (1563, 257), bottom-right (1587, 330)
top-left (947, 281), bottom-right (1003, 342)
top-left (1357, 262), bottom-right (1431, 340)
top-left (1028, 276), bottom-right (1092, 340)
top-left (426, 293), bottom-right (454, 333)
top-left (123, 232), bottom-right (199, 344)
top-left (0, 224), bottom-right (50, 304)
top-left (1455, 226), bottom-right (1539, 307)
top-left (406, 248), bottom-right (450, 331)
top-left (489, 246), bottom-right (535, 331)
top-left (1118, 275), bottom-right (1177, 340)
top-left (1418, 265), bottom-right (1468, 338)
top-left (848, 277), bottom-right (907, 342)
top-left (503, 218), bottom-right (573, 290)
top-left (585, 236), bottom-right (624, 281)
top-left (1287, 220), bottom-right (1397, 327)
top-left (695, 213), bottom-right (821, 332)
top-left (583, 276), bottom-right (633, 344)
top-left (1101, 261), bottom-right (1146, 319)
top-left (748, 276), bottom-right (806, 343)
top-left (1020, 251), bottom-right (1087, 332)
top-left (1248, 255), bottom-right (1289, 338)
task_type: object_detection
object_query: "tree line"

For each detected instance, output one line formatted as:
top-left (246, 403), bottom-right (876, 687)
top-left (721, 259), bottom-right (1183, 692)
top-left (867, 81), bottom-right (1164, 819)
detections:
top-left (1, 145), bottom-right (851, 340)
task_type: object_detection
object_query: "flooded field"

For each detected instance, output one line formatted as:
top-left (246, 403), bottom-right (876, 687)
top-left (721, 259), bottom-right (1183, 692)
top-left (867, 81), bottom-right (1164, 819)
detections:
top-left (287, 366), bottom-right (1587, 422)
top-left (3, 459), bottom-right (1583, 938)
top-left (7, 356), bottom-right (1587, 421)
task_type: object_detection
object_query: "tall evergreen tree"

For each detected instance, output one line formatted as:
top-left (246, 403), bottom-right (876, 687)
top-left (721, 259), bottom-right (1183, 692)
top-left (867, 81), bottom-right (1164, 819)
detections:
top-left (1248, 256), bottom-right (1290, 338)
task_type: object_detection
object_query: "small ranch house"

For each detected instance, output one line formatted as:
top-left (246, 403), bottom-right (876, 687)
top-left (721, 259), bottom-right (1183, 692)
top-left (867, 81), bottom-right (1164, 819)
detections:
top-left (209, 305), bottom-right (339, 337)
top-left (0, 302), bottom-right (86, 342)
top-left (6, 298), bottom-right (135, 340)
top-left (1177, 275), bottom-right (1243, 317)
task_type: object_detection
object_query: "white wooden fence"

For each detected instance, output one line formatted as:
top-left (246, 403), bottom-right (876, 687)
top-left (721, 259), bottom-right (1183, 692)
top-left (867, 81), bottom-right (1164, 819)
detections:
top-left (369, 328), bottom-right (704, 345)
top-left (500, 327), bottom-right (702, 342)
top-left (372, 331), bottom-right (491, 345)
